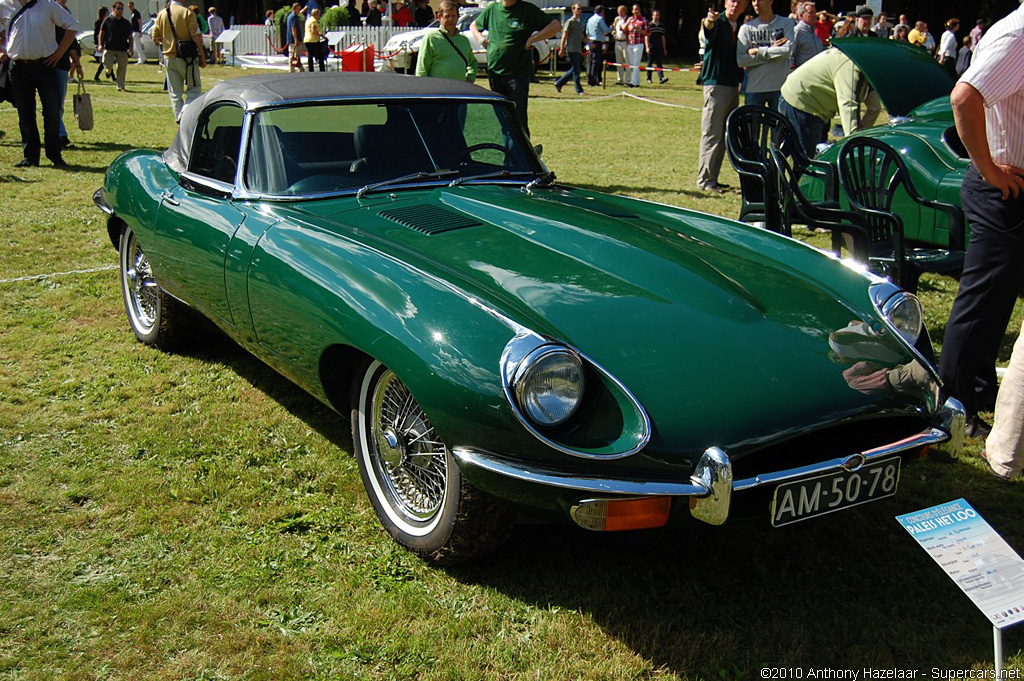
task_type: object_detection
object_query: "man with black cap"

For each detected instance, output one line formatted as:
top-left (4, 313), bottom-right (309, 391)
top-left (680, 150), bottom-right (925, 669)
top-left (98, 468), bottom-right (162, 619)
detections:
top-left (851, 5), bottom-right (877, 37)
top-left (846, 5), bottom-right (882, 128)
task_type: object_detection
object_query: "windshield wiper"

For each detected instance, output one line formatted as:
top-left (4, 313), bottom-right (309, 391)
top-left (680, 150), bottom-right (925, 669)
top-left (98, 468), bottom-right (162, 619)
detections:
top-left (448, 170), bottom-right (534, 187)
top-left (357, 170), bottom-right (458, 199)
top-left (523, 171), bottom-right (556, 192)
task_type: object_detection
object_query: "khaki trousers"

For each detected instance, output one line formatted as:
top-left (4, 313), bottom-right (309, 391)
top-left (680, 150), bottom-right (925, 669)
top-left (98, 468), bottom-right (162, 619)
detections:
top-left (696, 84), bottom-right (739, 190)
top-left (103, 49), bottom-right (129, 90)
top-left (986, 318), bottom-right (1024, 478)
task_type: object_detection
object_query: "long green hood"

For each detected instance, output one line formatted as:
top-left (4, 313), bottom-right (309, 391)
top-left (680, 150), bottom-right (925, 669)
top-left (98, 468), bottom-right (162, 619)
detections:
top-left (288, 185), bottom-right (934, 455)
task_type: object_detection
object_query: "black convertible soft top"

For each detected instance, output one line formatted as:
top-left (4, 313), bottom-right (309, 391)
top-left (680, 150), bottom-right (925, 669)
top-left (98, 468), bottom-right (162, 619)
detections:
top-left (164, 72), bottom-right (502, 173)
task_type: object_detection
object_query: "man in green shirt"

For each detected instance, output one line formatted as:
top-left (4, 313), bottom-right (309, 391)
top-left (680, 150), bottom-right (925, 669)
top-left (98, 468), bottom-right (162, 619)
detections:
top-left (471, 0), bottom-right (560, 137)
top-left (779, 48), bottom-right (870, 156)
top-left (696, 0), bottom-right (747, 193)
top-left (416, 0), bottom-right (476, 82)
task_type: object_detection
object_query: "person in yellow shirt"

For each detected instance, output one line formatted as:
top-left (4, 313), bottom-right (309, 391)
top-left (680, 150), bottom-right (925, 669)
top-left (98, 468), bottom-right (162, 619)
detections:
top-left (304, 8), bottom-right (326, 71)
top-left (151, 0), bottom-right (206, 121)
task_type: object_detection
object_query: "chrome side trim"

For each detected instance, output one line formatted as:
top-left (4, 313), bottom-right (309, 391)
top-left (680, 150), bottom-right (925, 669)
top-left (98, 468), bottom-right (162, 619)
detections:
top-left (452, 448), bottom-right (710, 497)
top-left (689, 447), bottom-right (731, 525)
top-left (93, 188), bottom-right (113, 215)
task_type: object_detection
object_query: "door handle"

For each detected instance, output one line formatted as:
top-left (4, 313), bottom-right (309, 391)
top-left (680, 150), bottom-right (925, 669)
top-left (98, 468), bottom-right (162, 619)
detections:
top-left (160, 190), bottom-right (180, 206)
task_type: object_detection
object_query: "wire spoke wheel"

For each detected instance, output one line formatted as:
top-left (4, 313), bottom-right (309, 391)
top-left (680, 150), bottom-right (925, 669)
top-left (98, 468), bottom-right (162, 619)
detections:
top-left (121, 230), bottom-right (159, 335)
top-left (370, 368), bottom-right (448, 523)
top-left (353, 359), bottom-right (516, 565)
top-left (117, 224), bottom-right (192, 349)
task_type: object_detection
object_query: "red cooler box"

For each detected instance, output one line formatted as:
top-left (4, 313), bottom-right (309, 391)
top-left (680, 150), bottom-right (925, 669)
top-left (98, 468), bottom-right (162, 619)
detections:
top-left (341, 43), bottom-right (375, 71)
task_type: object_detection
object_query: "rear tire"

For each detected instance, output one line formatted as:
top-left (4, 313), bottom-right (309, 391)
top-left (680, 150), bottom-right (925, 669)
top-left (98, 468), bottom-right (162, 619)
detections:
top-left (351, 359), bottom-right (514, 565)
top-left (118, 225), bottom-right (193, 350)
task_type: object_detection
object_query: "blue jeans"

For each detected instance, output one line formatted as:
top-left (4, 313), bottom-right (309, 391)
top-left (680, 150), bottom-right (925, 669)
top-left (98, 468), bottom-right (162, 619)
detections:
top-left (487, 72), bottom-right (532, 137)
top-left (779, 97), bottom-right (825, 158)
top-left (555, 52), bottom-right (584, 93)
top-left (745, 90), bottom-right (780, 110)
top-left (57, 68), bottom-right (69, 139)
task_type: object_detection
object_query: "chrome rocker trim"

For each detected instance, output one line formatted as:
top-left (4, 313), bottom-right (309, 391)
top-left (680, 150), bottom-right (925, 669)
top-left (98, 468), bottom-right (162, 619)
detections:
top-left (453, 397), bottom-right (966, 527)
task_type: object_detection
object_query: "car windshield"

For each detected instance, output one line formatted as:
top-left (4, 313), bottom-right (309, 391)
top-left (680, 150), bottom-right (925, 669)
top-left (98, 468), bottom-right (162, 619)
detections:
top-left (245, 100), bottom-right (542, 197)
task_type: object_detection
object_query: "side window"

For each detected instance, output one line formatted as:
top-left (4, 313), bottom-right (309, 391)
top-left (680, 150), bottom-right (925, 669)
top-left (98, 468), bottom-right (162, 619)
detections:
top-left (188, 103), bottom-right (245, 184)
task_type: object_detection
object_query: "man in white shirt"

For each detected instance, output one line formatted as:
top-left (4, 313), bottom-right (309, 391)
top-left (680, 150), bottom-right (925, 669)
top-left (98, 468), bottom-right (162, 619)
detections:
top-left (207, 6), bottom-right (224, 64)
top-left (0, 0), bottom-right (81, 167)
top-left (939, 4), bottom-right (1024, 459)
top-left (736, 0), bottom-right (794, 109)
top-left (610, 4), bottom-right (627, 86)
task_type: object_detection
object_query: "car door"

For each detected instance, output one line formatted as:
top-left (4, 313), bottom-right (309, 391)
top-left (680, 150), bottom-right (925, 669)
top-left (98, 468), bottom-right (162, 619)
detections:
top-left (154, 102), bottom-right (246, 328)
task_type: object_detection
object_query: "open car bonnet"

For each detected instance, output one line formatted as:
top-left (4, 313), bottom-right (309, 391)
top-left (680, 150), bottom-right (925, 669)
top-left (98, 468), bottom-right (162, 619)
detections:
top-left (830, 37), bottom-right (954, 118)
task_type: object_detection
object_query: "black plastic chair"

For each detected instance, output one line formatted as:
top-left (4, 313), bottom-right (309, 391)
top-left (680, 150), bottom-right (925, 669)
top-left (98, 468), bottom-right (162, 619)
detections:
top-left (725, 105), bottom-right (839, 235)
top-left (770, 146), bottom-right (869, 261)
top-left (837, 137), bottom-right (966, 293)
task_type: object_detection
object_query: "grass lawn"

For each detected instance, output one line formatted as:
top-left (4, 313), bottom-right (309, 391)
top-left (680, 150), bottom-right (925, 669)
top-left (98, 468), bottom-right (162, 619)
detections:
top-left (0, 61), bottom-right (1022, 680)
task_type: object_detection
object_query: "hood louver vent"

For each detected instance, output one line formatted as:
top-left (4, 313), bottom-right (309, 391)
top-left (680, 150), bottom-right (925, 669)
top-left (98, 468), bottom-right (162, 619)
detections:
top-left (378, 204), bottom-right (482, 235)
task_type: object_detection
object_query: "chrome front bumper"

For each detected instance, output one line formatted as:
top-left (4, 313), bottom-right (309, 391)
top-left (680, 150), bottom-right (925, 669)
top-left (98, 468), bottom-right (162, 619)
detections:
top-left (453, 397), bottom-right (966, 527)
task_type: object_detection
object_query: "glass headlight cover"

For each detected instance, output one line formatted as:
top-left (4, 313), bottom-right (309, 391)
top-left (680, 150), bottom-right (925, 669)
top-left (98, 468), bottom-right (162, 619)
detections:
top-left (880, 290), bottom-right (923, 345)
top-left (512, 347), bottom-right (585, 427)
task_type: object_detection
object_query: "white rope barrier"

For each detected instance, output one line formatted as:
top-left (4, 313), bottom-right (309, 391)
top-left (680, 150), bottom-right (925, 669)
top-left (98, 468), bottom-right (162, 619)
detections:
top-left (545, 89), bottom-right (700, 111)
top-left (0, 265), bottom-right (117, 285)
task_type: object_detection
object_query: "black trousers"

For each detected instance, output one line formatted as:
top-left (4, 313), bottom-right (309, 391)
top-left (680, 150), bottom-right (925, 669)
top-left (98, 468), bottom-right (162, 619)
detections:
top-left (305, 41), bottom-right (326, 71)
top-left (646, 47), bottom-right (664, 81)
top-left (11, 61), bottom-right (63, 164)
top-left (487, 72), bottom-right (531, 138)
top-left (587, 40), bottom-right (604, 86)
top-left (939, 164), bottom-right (1024, 416)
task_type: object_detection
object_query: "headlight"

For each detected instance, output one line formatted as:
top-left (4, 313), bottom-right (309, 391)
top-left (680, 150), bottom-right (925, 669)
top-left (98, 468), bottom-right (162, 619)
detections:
top-left (512, 347), bottom-right (584, 427)
top-left (880, 290), bottom-right (923, 345)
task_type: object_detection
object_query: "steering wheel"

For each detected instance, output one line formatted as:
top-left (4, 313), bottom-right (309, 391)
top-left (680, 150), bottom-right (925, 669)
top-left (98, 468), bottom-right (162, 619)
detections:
top-left (445, 143), bottom-right (510, 167)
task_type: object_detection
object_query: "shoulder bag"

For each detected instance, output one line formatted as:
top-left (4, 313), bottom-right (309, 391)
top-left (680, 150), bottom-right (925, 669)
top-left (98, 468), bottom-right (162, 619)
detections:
top-left (73, 78), bottom-right (94, 130)
top-left (167, 5), bottom-right (200, 61)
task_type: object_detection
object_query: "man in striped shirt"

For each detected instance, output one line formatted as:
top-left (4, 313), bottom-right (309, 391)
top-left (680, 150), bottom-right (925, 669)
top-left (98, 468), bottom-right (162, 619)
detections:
top-left (939, 3), bottom-right (1024, 449)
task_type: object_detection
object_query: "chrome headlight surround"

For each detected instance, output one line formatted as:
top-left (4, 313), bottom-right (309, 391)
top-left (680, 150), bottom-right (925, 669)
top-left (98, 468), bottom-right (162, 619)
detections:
top-left (869, 281), bottom-right (940, 385)
top-left (511, 346), bottom-right (585, 427)
top-left (872, 282), bottom-right (923, 346)
top-left (500, 330), bottom-right (651, 459)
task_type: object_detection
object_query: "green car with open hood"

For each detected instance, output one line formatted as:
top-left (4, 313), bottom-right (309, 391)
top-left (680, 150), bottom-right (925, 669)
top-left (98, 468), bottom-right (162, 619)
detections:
top-left (804, 37), bottom-right (968, 248)
top-left (95, 72), bottom-right (964, 565)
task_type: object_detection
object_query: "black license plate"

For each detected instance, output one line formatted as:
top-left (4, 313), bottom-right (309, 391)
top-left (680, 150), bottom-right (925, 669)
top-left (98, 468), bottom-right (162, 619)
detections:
top-left (770, 457), bottom-right (901, 527)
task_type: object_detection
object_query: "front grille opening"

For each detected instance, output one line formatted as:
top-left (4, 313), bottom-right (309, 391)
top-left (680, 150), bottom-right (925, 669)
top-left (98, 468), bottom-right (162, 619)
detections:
top-left (730, 415), bottom-right (929, 481)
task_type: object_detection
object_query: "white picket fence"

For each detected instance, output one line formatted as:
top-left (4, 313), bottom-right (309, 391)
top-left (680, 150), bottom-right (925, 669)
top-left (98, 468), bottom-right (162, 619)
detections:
top-left (227, 24), bottom-right (418, 57)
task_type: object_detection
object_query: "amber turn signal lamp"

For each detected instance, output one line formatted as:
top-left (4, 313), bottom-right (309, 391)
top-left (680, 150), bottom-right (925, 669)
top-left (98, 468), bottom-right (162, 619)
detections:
top-left (570, 497), bottom-right (672, 532)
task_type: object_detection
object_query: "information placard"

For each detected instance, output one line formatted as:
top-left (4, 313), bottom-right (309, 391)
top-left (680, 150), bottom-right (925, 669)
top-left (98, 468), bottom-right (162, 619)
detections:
top-left (215, 29), bottom-right (241, 45)
top-left (897, 499), bottom-right (1024, 629)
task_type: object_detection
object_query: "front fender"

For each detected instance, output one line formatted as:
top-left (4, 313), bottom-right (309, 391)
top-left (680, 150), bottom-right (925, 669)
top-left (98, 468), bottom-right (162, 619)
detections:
top-left (245, 218), bottom-right (549, 458)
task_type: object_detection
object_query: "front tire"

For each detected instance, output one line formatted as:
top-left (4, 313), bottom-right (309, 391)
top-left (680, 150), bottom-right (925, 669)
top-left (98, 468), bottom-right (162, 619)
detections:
top-left (118, 225), bottom-right (192, 349)
top-left (352, 359), bottom-right (514, 565)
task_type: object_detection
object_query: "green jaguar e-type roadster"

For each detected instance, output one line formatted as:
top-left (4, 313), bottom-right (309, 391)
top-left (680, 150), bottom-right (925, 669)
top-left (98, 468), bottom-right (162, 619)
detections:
top-left (95, 73), bottom-right (964, 565)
